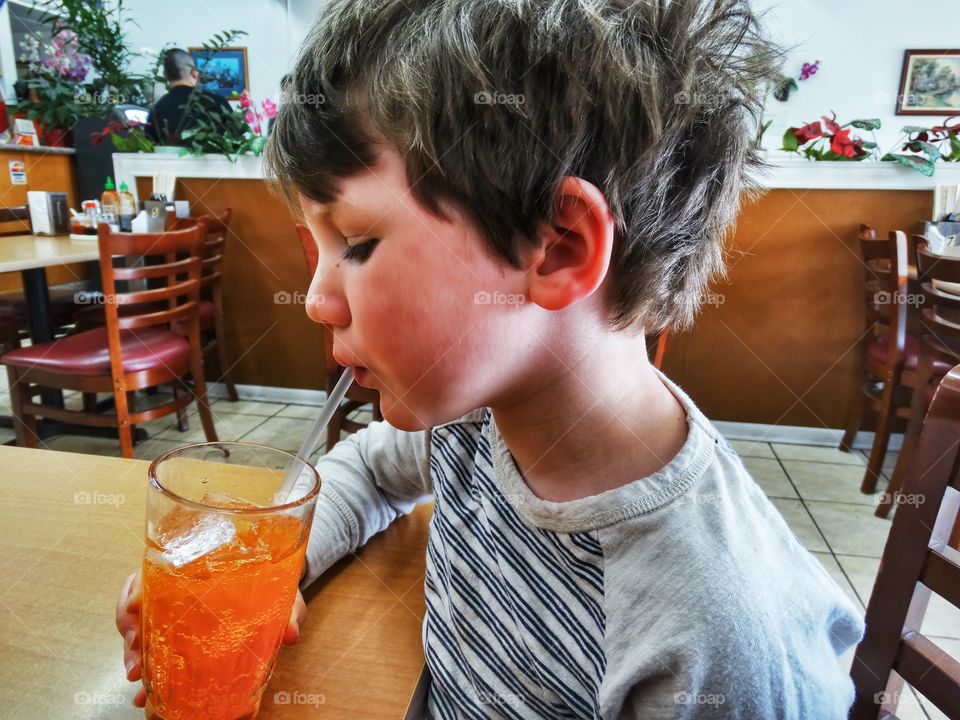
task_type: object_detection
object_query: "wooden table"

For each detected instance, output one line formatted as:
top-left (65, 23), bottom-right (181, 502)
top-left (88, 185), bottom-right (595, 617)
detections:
top-left (0, 446), bottom-right (429, 718)
top-left (0, 233), bottom-right (99, 344)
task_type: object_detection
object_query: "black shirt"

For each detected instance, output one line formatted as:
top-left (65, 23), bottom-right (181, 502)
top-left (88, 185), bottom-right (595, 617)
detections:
top-left (146, 85), bottom-right (233, 145)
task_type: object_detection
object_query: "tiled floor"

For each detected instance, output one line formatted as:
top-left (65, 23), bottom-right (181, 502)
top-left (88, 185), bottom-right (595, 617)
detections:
top-left (2, 393), bottom-right (957, 718)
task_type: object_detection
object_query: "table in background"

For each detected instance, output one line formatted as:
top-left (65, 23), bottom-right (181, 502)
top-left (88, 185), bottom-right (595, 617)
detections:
top-left (0, 446), bottom-right (429, 719)
top-left (0, 233), bottom-right (99, 344)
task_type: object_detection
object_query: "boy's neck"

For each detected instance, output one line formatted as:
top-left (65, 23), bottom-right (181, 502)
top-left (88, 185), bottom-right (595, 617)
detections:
top-left (490, 330), bottom-right (688, 503)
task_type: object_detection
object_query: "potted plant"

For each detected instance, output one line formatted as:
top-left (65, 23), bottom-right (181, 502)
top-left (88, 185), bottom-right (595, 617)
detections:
top-left (13, 27), bottom-right (90, 146)
top-left (179, 90), bottom-right (276, 161)
top-left (780, 112), bottom-right (880, 160)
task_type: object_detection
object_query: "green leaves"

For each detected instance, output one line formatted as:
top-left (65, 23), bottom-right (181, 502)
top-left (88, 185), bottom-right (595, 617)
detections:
top-left (882, 153), bottom-right (936, 176)
top-left (849, 118), bottom-right (881, 131)
top-left (178, 102), bottom-right (267, 161)
top-left (781, 128), bottom-right (799, 152)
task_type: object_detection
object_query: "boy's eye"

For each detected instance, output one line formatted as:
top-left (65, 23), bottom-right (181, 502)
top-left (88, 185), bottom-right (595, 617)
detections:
top-left (342, 238), bottom-right (380, 263)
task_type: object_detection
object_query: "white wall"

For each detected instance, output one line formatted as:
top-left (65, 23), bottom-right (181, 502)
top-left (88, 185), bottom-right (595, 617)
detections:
top-left (754, 0), bottom-right (960, 155)
top-left (120, 0), bottom-right (315, 106)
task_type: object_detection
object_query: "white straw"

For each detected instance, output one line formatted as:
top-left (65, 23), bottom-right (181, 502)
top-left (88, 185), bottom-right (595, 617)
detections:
top-left (275, 367), bottom-right (355, 504)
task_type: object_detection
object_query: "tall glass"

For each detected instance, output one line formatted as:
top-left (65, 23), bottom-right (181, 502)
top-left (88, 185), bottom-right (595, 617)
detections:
top-left (141, 442), bottom-right (320, 720)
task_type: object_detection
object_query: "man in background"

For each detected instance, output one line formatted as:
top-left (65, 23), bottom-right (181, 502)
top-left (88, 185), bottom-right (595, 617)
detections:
top-left (147, 48), bottom-right (232, 145)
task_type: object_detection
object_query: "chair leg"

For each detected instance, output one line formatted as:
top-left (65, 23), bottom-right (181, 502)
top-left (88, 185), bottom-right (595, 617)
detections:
top-left (839, 379), bottom-right (864, 452)
top-left (115, 386), bottom-right (134, 459)
top-left (212, 311), bottom-right (238, 402)
top-left (950, 509), bottom-right (960, 551)
top-left (82, 392), bottom-right (98, 414)
top-left (861, 375), bottom-right (898, 494)
top-left (173, 384), bottom-right (190, 432)
top-left (189, 335), bottom-right (218, 443)
top-left (877, 361), bottom-right (936, 518)
top-left (7, 367), bottom-right (38, 449)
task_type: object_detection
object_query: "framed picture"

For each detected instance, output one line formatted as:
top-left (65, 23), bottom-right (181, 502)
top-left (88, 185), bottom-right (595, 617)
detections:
top-left (188, 46), bottom-right (249, 100)
top-left (896, 50), bottom-right (960, 115)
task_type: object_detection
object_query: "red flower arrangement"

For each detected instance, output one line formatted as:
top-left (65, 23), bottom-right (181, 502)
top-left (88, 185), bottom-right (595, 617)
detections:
top-left (781, 112), bottom-right (879, 161)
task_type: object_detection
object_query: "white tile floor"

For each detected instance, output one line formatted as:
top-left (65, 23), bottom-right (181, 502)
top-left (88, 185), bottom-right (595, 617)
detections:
top-left (1, 388), bottom-right (957, 718)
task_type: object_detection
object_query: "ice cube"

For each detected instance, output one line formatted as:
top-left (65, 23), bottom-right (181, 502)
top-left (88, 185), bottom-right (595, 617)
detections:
top-left (160, 513), bottom-right (237, 568)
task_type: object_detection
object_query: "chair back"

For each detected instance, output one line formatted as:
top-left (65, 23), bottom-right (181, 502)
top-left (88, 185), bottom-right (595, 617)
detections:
top-left (96, 223), bottom-right (206, 368)
top-left (0, 205), bottom-right (31, 236)
top-left (168, 207), bottom-right (232, 292)
top-left (849, 366), bottom-right (960, 719)
top-left (917, 243), bottom-right (960, 343)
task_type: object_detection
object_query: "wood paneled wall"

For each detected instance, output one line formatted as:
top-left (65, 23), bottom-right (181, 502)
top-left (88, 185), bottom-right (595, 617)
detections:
top-left (661, 188), bottom-right (932, 428)
top-left (0, 148), bottom-right (86, 292)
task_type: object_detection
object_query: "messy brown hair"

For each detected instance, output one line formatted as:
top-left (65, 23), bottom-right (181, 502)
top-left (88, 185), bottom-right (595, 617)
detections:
top-left (266, 0), bottom-right (783, 331)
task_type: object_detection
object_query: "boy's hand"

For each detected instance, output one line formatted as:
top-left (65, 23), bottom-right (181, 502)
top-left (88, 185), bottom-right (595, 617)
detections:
top-left (115, 571), bottom-right (309, 708)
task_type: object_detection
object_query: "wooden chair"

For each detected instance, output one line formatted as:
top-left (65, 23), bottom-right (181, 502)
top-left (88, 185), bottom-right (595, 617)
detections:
top-left (840, 228), bottom-right (926, 493)
top-left (849, 366), bottom-right (960, 720)
top-left (168, 209), bottom-right (239, 402)
top-left (879, 243), bottom-right (960, 517)
top-left (1, 223), bottom-right (217, 458)
top-left (296, 224), bottom-right (382, 451)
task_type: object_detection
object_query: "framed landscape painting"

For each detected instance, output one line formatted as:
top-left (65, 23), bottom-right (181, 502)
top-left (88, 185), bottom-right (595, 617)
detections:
top-left (188, 47), bottom-right (249, 100)
top-left (896, 50), bottom-right (960, 115)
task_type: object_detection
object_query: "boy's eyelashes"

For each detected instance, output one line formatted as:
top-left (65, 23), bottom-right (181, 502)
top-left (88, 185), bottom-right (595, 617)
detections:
top-left (342, 237), bottom-right (380, 263)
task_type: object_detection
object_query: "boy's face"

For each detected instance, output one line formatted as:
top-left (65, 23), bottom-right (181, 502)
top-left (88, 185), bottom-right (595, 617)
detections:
top-left (300, 148), bottom-right (545, 431)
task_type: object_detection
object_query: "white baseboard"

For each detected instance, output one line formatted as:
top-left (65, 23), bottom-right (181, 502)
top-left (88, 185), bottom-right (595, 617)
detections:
top-left (204, 382), bottom-right (329, 406)
top-left (714, 420), bottom-right (902, 452)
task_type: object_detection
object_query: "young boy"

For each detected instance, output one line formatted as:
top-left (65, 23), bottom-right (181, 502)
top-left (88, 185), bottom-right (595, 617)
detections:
top-left (118, 0), bottom-right (864, 716)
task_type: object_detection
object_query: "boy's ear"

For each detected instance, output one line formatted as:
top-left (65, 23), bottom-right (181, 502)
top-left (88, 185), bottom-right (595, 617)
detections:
top-left (523, 177), bottom-right (615, 312)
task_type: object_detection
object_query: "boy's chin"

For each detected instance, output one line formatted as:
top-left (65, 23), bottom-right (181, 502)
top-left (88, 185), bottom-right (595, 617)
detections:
top-left (378, 394), bottom-right (476, 432)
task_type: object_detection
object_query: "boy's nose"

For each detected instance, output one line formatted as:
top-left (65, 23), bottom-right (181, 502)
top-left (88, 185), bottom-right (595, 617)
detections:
top-left (305, 264), bottom-right (351, 328)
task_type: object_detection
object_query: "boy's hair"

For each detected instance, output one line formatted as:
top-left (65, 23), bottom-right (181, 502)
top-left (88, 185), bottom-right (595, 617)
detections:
top-left (266, 0), bottom-right (782, 331)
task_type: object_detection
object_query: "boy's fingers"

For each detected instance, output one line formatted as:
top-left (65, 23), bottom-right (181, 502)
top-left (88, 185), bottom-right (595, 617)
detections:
top-left (125, 571), bottom-right (142, 614)
top-left (133, 685), bottom-right (146, 708)
top-left (282, 591), bottom-right (307, 645)
top-left (124, 627), bottom-right (142, 681)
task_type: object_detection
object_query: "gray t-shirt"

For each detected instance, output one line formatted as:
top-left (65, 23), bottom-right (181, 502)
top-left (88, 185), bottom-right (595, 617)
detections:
top-left (303, 374), bottom-right (864, 719)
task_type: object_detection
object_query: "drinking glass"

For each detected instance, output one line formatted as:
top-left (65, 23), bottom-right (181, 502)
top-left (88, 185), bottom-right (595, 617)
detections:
top-left (141, 442), bottom-right (320, 720)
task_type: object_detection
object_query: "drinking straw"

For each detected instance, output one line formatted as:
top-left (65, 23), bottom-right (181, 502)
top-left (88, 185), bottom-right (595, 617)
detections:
top-left (275, 366), bottom-right (355, 504)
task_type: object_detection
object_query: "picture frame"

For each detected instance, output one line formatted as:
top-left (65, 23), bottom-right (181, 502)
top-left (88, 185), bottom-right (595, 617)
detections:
top-left (896, 49), bottom-right (960, 116)
top-left (188, 46), bottom-right (249, 101)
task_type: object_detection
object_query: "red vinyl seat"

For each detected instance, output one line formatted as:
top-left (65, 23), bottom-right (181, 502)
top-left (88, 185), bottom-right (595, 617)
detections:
top-left (867, 335), bottom-right (956, 376)
top-left (2, 327), bottom-right (189, 375)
